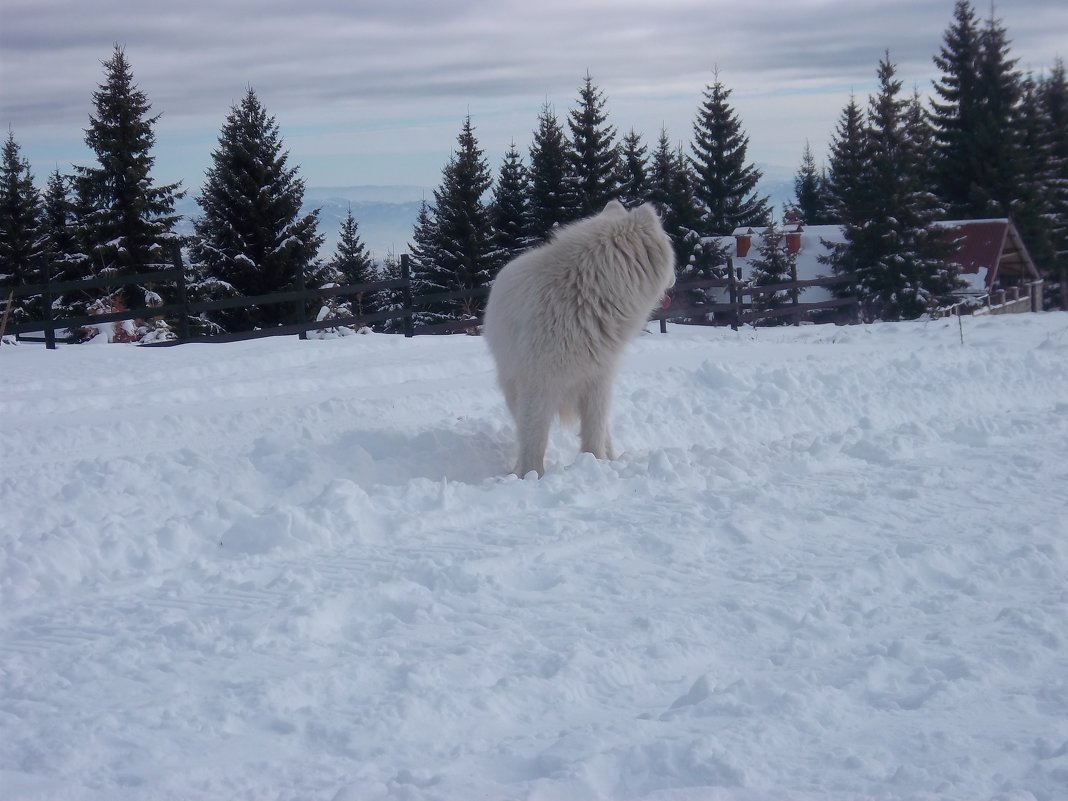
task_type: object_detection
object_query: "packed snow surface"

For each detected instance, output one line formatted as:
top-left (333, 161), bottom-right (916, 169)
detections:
top-left (2, 314), bottom-right (1068, 801)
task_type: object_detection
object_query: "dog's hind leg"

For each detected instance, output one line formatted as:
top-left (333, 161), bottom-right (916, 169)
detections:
top-left (514, 384), bottom-right (556, 478)
top-left (578, 373), bottom-right (616, 461)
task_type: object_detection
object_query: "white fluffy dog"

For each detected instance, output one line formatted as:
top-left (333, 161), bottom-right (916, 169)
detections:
top-left (483, 200), bottom-right (675, 477)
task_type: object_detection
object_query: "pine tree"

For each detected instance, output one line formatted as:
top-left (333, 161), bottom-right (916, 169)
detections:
top-left (375, 248), bottom-right (407, 333)
top-left (528, 103), bottom-right (576, 242)
top-left (823, 95), bottom-right (867, 226)
top-left (409, 116), bottom-right (495, 324)
top-left (749, 217), bottom-right (796, 323)
top-left (328, 208), bottom-right (378, 319)
top-left (0, 132), bottom-right (45, 322)
top-left (1009, 74), bottom-right (1057, 285)
top-left (792, 141), bottom-right (831, 225)
top-left (970, 8), bottom-right (1021, 216)
top-left (73, 45), bottom-right (183, 297)
top-left (617, 129), bottom-right (649, 208)
top-left (40, 169), bottom-right (91, 321)
top-left (690, 76), bottom-right (770, 235)
top-left (903, 88), bottom-right (936, 192)
top-left (488, 141), bottom-right (534, 274)
top-left (827, 54), bottom-right (961, 321)
top-left (931, 0), bottom-right (983, 216)
top-left (930, 3), bottom-right (1021, 217)
top-left (647, 129), bottom-right (727, 319)
top-left (647, 129), bottom-right (703, 273)
top-left (1041, 59), bottom-right (1068, 307)
top-left (191, 88), bottom-right (323, 331)
top-left (566, 73), bottom-right (620, 217)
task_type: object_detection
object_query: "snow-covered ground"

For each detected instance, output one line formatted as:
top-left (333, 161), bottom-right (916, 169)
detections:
top-left (2, 313), bottom-right (1067, 801)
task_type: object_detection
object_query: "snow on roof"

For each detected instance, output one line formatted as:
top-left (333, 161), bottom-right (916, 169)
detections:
top-left (718, 218), bottom-right (1038, 295)
top-left (713, 225), bottom-right (845, 302)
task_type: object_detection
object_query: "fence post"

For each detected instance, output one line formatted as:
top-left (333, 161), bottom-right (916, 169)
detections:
top-left (790, 260), bottom-right (801, 326)
top-left (296, 261), bottom-right (308, 340)
top-left (726, 257), bottom-right (740, 332)
top-left (172, 244), bottom-right (190, 341)
top-left (401, 253), bottom-right (415, 338)
top-left (44, 269), bottom-right (56, 350)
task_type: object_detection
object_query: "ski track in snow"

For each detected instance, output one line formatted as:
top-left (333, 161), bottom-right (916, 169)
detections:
top-left (2, 315), bottom-right (1068, 801)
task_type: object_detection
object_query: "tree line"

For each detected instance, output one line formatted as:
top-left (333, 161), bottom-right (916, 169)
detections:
top-left (1, 1), bottom-right (1065, 339)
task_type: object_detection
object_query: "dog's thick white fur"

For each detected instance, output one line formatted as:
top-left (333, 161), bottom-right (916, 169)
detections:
top-left (483, 200), bottom-right (675, 477)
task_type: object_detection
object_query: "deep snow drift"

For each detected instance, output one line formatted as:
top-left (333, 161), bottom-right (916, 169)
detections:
top-left (2, 314), bottom-right (1067, 801)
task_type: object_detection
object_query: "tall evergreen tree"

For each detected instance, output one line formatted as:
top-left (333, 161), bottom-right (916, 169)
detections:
top-left (647, 129), bottom-right (727, 320)
top-left (191, 88), bottom-right (323, 331)
top-left (0, 131), bottom-right (45, 322)
top-left (488, 140), bottom-right (534, 274)
top-left (409, 116), bottom-right (495, 323)
top-left (792, 141), bottom-right (831, 225)
top-left (825, 54), bottom-right (961, 321)
top-left (930, 0), bottom-right (983, 216)
top-left (1010, 73), bottom-right (1057, 285)
top-left (617, 129), bottom-right (649, 209)
top-left (930, 2), bottom-right (1021, 217)
top-left (647, 129), bottom-right (703, 273)
top-left (970, 8), bottom-right (1021, 216)
top-left (328, 208), bottom-right (378, 318)
top-left (74, 45), bottom-right (183, 291)
top-left (528, 103), bottom-right (575, 242)
top-left (566, 73), bottom-right (620, 217)
top-left (40, 169), bottom-right (91, 321)
top-left (1041, 59), bottom-right (1068, 307)
top-left (823, 95), bottom-right (867, 226)
top-left (690, 76), bottom-right (770, 235)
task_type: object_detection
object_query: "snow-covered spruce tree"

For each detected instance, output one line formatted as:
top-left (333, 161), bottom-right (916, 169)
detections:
top-left (327, 208), bottom-right (378, 319)
top-left (73, 46), bottom-right (183, 303)
top-left (566, 73), bottom-right (620, 218)
top-left (1009, 73), bottom-right (1057, 290)
top-left (528, 103), bottom-right (576, 243)
top-left (0, 131), bottom-right (45, 323)
top-left (930, 2), bottom-right (1021, 218)
top-left (191, 88), bottom-right (323, 332)
top-left (822, 95), bottom-right (867, 226)
top-left (617, 129), bottom-right (649, 209)
top-left (374, 248), bottom-right (407, 333)
top-left (408, 116), bottom-right (496, 325)
top-left (40, 169), bottom-right (92, 322)
top-left (488, 140), bottom-right (534, 276)
top-left (827, 53), bottom-right (961, 322)
top-left (904, 89), bottom-right (937, 192)
top-left (792, 141), bottom-right (832, 225)
top-left (749, 217), bottom-right (796, 324)
top-left (647, 128), bottom-right (727, 320)
top-left (969, 8), bottom-right (1022, 217)
top-left (930, 0), bottom-right (984, 217)
top-left (690, 76), bottom-right (770, 236)
top-left (647, 128), bottom-right (703, 274)
top-left (1041, 59), bottom-right (1068, 307)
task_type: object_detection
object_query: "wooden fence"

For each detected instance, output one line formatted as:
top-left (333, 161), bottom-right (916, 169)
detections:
top-left (4, 255), bottom-right (858, 349)
top-left (5, 254), bottom-right (491, 348)
top-left (653, 261), bottom-right (859, 332)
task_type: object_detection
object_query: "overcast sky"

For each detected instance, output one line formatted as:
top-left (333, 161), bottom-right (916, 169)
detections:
top-left (1, 0), bottom-right (1065, 193)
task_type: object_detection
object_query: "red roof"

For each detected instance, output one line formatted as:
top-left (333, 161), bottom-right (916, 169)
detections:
top-left (936, 219), bottom-right (1040, 288)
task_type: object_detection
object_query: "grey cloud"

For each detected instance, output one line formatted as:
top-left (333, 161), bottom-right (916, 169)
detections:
top-left (1, 0), bottom-right (1065, 185)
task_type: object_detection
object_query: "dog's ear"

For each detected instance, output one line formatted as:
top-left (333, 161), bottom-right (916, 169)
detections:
top-left (632, 203), bottom-right (661, 227)
top-left (602, 199), bottom-right (626, 216)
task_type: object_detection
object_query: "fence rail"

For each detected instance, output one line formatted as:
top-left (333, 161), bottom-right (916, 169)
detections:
top-left (654, 260), bottom-right (859, 332)
top-left (6, 254), bottom-right (860, 349)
